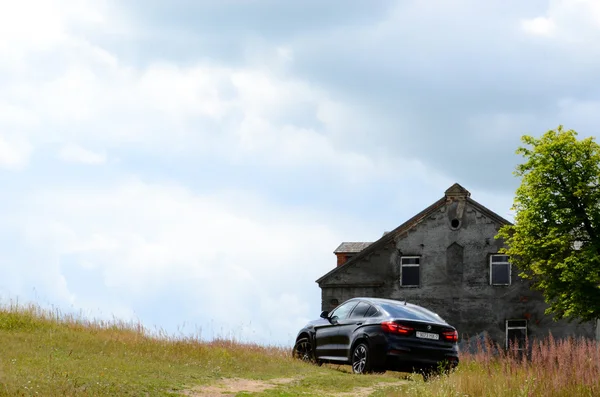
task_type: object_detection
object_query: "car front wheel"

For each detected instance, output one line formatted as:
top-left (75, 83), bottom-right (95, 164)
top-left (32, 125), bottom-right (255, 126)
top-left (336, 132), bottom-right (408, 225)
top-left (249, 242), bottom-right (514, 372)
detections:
top-left (351, 342), bottom-right (373, 374)
top-left (293, 338), bottom-right (320, 365)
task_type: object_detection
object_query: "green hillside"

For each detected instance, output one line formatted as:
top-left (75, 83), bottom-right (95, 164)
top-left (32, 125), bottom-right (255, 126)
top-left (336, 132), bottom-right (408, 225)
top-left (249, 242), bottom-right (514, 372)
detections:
top-left (0, 304), bottom-right (406, 396)
top-left (1, 303), bottom-right (598, 396)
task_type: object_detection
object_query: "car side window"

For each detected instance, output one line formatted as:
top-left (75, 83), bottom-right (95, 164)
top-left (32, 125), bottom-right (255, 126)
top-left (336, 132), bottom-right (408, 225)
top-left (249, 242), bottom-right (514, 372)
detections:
top-left (365, 305), bottom-right (380, 317)
top-left (330, 301), bottom-right (358, 321)
top-left (349, 302), bottom-right (370, 319)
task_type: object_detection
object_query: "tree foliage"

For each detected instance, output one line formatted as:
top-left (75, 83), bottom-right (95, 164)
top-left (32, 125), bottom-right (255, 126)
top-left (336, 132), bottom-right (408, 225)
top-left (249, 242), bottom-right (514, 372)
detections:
top-left (497, 126), bottom-right (600, 322)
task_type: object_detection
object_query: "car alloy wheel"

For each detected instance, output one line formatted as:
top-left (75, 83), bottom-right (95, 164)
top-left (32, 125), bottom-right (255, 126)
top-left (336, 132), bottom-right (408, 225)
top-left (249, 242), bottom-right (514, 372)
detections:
top-left (292, 338), bottom-right (314, 363)
top-left (352, 343), bottom-right (371, 374)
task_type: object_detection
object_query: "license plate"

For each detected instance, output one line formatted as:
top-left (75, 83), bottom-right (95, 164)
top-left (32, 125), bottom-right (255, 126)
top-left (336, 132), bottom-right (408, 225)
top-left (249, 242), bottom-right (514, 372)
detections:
top-left (416, 331), bottom-right (439, 340)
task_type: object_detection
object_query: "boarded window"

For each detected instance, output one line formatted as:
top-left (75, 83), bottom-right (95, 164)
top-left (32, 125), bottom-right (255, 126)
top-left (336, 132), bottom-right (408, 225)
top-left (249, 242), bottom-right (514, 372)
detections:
top-left (506, 319), bottom-right (527, 350)
top-left (400, 256), bottom-right (420, 287)
top-left (490, 254), bottom-right (511, 285)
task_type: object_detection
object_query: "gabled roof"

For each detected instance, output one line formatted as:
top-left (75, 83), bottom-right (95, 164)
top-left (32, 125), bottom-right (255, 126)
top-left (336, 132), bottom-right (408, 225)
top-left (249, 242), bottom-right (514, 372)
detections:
top-left (316, 183), bottom-right (512, 285)
top-left (334, 242), bottom-right (373, 253)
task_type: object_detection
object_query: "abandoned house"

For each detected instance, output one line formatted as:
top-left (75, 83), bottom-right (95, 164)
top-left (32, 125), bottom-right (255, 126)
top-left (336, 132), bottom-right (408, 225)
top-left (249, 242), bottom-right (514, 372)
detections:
top-left (316, 183), bottom-right (598, 348)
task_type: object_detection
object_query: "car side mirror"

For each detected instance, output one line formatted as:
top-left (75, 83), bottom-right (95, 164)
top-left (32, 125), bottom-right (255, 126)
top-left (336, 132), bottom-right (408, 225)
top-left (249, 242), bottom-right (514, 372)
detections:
top-left (320, 310), bottom-right (329, 319)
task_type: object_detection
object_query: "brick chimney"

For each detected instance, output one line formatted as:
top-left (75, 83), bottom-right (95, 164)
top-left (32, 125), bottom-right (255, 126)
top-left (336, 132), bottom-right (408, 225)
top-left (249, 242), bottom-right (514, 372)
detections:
top-left (333, 242), bottom-right (372, 267)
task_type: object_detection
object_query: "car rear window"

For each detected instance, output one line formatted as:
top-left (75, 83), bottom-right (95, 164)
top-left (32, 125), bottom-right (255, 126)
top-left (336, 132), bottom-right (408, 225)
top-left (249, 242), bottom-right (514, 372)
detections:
top-left (379, 303), bottom-right (446, 323)
top-left (365, 305), bottom-right (380, 317)
top-left (349, 302), bottom-right (371, 318)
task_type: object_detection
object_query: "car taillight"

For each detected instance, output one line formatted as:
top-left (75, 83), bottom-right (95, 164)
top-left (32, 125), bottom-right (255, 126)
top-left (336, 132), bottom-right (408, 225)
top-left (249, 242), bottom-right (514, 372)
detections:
top-left (442, 330), bottom-right (458, 342)
top-left (381, 321), bottom-right (414, 335)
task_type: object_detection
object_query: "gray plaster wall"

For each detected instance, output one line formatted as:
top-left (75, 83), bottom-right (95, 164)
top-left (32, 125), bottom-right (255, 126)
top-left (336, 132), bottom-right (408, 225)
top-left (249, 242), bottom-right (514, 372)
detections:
top-left (320, 199), bottom-right (596, 346)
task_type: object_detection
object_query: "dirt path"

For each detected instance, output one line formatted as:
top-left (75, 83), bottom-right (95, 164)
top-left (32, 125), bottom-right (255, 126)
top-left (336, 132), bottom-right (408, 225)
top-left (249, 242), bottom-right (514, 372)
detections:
top-left (180, 377), bottom-right (407, 396)
top-left (330, 381), bottom-right (406, 397)
top-left (180, 377), bottom-right (297, 396)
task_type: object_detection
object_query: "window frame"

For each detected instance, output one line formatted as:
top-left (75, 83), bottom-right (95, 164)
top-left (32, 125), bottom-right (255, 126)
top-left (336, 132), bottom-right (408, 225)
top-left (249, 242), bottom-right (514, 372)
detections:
top-left (490, 254), bottom-right (511, 286)
top-left (505, 319), bottom-right (527, 350)
top-left (400, 255), bottom-right (421, 288)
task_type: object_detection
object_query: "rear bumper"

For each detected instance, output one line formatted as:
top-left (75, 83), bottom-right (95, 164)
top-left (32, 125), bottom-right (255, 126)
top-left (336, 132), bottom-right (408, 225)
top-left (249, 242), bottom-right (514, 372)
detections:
top-left (368, 334), bottom-right (459, 372)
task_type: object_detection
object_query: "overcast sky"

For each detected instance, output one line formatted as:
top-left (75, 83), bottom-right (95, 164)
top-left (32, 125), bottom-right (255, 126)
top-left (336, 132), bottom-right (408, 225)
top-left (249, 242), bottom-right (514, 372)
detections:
top-left (1, 0), bottom-right (599, 346)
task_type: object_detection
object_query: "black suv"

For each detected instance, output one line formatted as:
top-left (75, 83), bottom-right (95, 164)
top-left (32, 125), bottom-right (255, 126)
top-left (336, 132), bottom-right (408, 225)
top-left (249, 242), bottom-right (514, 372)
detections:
top-left (293, 297), bottom-right (459, 379)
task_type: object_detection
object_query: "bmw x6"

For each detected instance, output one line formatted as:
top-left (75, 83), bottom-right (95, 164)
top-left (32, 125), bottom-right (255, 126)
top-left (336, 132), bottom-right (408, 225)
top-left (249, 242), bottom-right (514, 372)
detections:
top-left (292, 297), bottom-right (459, 379)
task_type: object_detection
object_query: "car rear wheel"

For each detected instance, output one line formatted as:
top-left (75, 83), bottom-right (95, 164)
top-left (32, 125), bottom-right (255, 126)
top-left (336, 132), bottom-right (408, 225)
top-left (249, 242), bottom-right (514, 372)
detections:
top-left (351, 342), bottom-right (373, 374)
top-left (292, 338), bottom-right (321, 365)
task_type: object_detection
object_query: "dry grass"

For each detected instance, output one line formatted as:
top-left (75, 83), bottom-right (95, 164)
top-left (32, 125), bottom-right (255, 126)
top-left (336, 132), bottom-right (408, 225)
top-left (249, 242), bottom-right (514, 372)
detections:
top-left (0, 302), bottom-right (403, 396)
top-left (382, 334), bottom-right (600, 397)
top-left (0, 301), bottom-right (297, 395)
top-left (2, 301), bottom-right (598, 396)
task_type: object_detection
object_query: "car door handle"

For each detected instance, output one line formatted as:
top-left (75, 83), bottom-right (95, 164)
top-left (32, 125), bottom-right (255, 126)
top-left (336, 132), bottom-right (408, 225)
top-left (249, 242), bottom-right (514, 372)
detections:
top-left (356, 322), bottom-right (363, 326)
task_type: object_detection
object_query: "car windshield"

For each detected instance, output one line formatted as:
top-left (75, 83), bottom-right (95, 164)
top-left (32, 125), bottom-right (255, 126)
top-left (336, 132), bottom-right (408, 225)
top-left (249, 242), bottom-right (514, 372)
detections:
top-left (379, 302), bottom-right (446, 323)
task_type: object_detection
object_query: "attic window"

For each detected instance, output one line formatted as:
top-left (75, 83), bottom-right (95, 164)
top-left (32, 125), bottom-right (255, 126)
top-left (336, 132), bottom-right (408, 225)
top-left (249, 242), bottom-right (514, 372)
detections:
top-left (400, 256), bottom-right (420, 287)
top-left (450, 219), bottom-right (460, 229)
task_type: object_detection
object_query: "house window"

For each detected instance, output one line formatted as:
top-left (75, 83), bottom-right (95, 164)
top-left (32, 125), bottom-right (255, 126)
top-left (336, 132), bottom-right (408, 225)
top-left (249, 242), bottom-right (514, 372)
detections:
top-left (490, 254), bottom-right (511, 285)
top-left (506, 319), bottom-right (527, 350)
top-left (400, 256), bottom-right (420, 287)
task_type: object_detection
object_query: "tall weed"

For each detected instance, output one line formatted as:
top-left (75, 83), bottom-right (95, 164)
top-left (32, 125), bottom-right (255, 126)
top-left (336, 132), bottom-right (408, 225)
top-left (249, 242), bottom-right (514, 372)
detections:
top-left (393, 334), bottom-right (600, 397)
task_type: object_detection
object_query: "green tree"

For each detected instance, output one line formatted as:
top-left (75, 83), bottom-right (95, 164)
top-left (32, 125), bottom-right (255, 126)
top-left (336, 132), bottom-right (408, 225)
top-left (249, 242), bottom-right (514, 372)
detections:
top-left (498, 126), bottom-right (600, 322)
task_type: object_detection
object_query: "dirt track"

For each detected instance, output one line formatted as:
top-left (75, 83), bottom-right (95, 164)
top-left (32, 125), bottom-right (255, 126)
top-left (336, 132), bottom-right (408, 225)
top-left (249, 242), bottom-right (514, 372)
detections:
top-left (181, 377), bottom-right (407, 396)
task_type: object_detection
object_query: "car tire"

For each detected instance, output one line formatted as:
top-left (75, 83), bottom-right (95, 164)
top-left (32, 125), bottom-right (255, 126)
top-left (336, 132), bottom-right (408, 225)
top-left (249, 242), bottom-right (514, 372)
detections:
top-left (351, 342), bottom-right (373, 374)
top-left (292, 337), bottom-right (319, 364)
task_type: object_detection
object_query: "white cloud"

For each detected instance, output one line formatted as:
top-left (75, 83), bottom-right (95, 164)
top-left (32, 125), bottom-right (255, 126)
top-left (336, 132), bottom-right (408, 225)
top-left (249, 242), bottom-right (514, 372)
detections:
top-left (0, 0), bottom-right (407, 345)
top-left (58, 143), bottom-right (106, 165)
top-left (7, 0), bottom-right (600, 347)
top-left (0, 135), bottom-right (32, 169)
top-left (11, 178), bottom-right (342, 344)
top-left (521, 0), bottom-right (600, 41)
top-left (0, 0), bottom-right (115, 68)
top-left (521, 16), bottom-right (556, 36)
top-left (0, 12), bottom-right (376, 178)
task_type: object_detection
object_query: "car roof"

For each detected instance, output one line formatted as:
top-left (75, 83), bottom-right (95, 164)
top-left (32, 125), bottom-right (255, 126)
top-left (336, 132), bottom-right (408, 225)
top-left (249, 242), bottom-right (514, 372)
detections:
top-left (346, 297), bottom-right (445, 318)
top-left (348, 297), bottom-right (415, 307)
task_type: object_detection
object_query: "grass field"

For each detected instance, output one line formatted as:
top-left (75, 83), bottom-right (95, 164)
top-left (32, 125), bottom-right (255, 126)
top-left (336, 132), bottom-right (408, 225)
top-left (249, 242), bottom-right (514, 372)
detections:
top-left (0, 303), bottom-right (598, 396)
